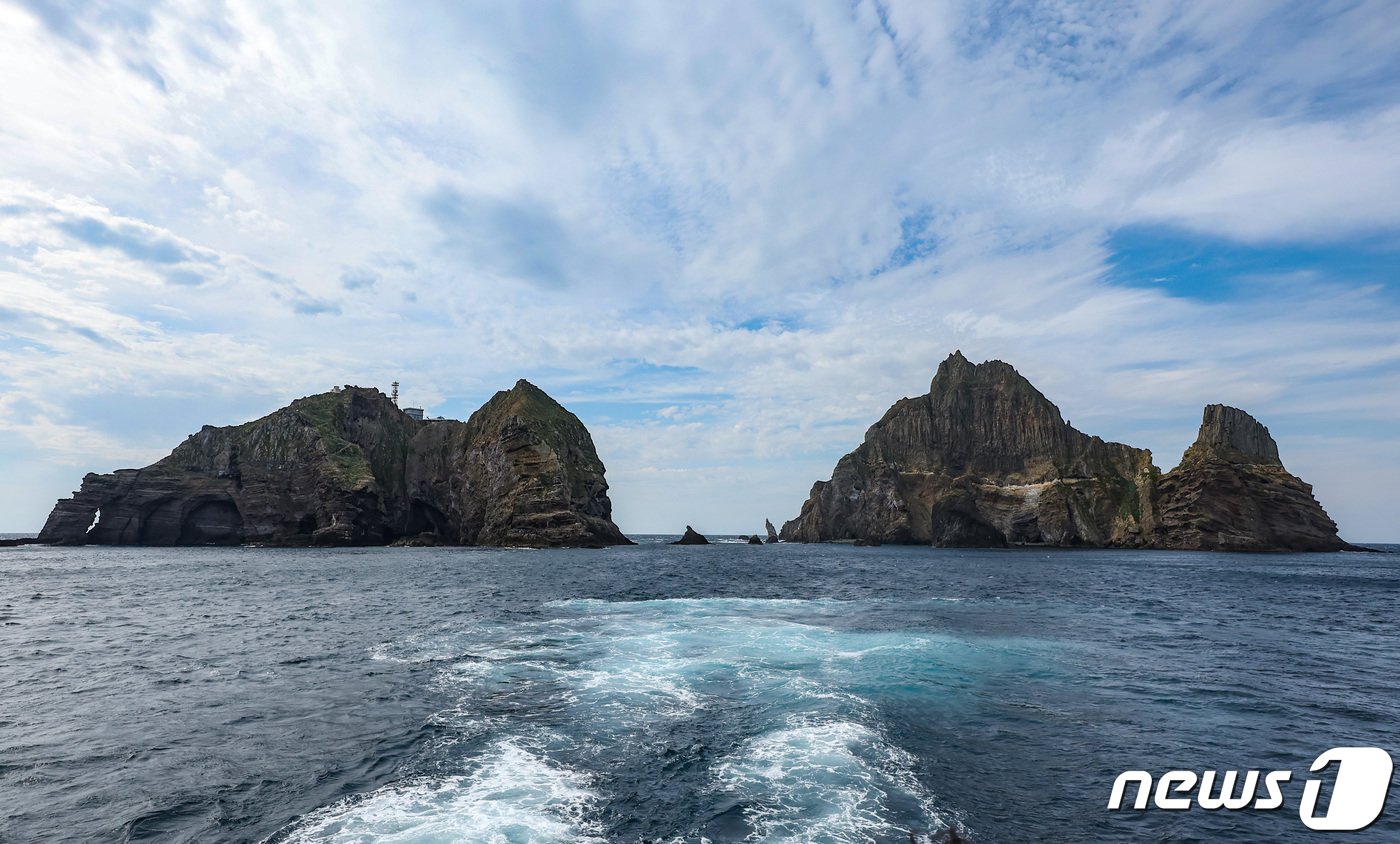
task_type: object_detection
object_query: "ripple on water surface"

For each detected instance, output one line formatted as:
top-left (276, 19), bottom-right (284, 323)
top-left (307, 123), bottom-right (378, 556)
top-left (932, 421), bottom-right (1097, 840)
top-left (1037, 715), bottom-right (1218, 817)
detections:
top-left (277, 596), bottom-right (986, 841)
top-left (3, 542), bottom-right (1398, 843)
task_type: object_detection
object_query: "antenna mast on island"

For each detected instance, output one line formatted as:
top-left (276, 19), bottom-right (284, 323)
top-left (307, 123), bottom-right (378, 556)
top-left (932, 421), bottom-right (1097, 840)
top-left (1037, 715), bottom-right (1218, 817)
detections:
top-left (391, 381), bottom-right (399, 406)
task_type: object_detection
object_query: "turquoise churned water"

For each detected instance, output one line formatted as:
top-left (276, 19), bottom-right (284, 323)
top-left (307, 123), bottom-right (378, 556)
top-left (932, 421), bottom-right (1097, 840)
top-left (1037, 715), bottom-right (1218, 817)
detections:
top-left (1, 539), bottom-right (1397, 842)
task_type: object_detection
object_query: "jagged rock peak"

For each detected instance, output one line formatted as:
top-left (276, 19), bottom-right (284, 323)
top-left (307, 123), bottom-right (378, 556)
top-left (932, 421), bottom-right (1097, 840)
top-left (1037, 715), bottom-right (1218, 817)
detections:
top-left (782, 352), bottom-right (1155, 546)
top-left (37, 379), bottom-right (631, 548)
top-left (511, 378), bottom-right (547, 396)
top-left (486, 378), bottom-right (565, 413)
top-left (496, 379), bottom-right (575, 417)
top-left (1149, 403), bottom-right (1351, 551)
top-left (941, 348), bottom-right (971, 370)
top-left (931, 350), bottom-right (1031, 395)
top-left (780, 352), bottom-right (1355, 552)
top-left (465, 379), bottom-right (597, 456)
top-left (1183, 404), bottom-right (1282, 466)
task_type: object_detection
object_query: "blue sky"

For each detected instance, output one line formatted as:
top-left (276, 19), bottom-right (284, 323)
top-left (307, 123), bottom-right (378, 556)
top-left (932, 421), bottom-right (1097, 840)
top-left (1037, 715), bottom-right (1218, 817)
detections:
top-left (1, 1), bottom-right (1398, 539)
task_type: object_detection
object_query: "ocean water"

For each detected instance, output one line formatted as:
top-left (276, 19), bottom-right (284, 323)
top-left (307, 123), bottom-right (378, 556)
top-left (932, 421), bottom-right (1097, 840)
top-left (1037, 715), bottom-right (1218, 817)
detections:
top-left (1, 538), bottom-right (1397, 843)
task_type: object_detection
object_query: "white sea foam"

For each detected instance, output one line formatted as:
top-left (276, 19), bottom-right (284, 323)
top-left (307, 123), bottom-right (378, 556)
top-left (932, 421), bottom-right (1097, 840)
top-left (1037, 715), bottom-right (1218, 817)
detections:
top-left (368, 637), bottom-right (468, 665)
top-left (413, 599), bottom-right (979, 735)
top-left (713, 719), bottom-right (947, 843)
top-left (352, 598), bottom-right (977, 840)
top-left (545, 597), bottom-right (851, 612)
top-left (570, 652), bottom-right (706, 720)
top-left (271, 737), bottom-right (604, 843)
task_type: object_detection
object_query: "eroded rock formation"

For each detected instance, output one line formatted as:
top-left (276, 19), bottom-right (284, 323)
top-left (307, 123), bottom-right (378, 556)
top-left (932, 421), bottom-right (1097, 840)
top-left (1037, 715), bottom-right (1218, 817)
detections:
top-left (672, 525), bottom-right (709, 545)
top-left (782, 352), bottom-right (1157, 547)
top-left (781, 353), bottom-right (1352, 551)
top-left (39, 381), bottom-right (631, 548)
top-left (1151, 405), bottom-right (1349, 551)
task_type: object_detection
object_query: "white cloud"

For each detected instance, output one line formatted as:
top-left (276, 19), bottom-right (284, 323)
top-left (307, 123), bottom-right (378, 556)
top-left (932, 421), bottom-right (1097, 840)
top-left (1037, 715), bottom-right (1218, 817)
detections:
top-left (1127, 108), bottom-right (1400, 240)
top-left (0, 0), bottom-right (1397, 538)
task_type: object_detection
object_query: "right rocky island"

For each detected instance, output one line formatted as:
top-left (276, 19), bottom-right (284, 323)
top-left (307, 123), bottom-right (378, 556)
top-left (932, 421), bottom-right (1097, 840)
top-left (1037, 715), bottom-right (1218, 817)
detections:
top-left (781, 351), bottom-right (1361, 551)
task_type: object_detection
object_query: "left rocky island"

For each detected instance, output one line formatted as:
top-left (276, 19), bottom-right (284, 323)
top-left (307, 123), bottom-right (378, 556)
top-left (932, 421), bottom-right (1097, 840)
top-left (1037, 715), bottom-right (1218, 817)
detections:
top-left (38, 380), bottom-right (633, 548)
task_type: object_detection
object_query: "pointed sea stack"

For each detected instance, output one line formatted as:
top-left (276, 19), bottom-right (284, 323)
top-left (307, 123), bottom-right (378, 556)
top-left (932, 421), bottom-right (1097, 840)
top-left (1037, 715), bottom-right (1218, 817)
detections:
top-left (38, 380), bottom-right (631, 548)
top-left (781, 352), bottom-right (1157, 547)
top-left (781, 353), bottom-right (1355, 551)
top-left (1150, 405), bottom-right (1349, 551)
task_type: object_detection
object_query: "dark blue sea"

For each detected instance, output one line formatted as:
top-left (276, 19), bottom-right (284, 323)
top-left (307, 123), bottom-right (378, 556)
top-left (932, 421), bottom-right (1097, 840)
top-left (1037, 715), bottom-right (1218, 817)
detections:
top-left (2, 537), bottom-right (1397, 843)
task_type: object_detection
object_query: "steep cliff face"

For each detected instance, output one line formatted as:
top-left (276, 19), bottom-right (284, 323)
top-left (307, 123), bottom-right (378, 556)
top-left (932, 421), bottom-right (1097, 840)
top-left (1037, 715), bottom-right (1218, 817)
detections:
top-left (39, 381), bottom-right (630, 548)
top-left (1150, 405), bottom-right (1348, 551)
top-left (782, 352), bottom-right (1158, 547)
top-left (782, 354), bottom-right (1351, 551)
top-left (406, 380), bottom-right (629, 547)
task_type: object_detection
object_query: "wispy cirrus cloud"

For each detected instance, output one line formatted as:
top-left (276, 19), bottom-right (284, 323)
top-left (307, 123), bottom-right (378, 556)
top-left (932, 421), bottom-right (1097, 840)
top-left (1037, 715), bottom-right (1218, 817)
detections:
top-left (0, 0), bottom-right (1397, 538)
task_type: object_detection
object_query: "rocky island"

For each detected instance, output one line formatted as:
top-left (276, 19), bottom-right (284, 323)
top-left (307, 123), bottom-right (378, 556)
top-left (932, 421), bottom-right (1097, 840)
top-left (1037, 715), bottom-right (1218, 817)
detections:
top-left (34, 354), bottom-right (1359, 553)
top-left (38, 380), bottom-right (632, 548)
top-left (781, 352), bottom-right (1356, 551)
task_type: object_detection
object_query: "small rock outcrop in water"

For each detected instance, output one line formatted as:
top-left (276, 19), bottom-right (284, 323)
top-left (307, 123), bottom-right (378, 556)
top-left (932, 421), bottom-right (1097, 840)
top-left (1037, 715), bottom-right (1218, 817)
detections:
top-left (672, 525), bottom-right (709, 545)
top-left (39, 381), bottom-right (632, 548)
top-left (781, 352), bottom-right (1352, 551)
top-left (765, 519), bottom-right (779, 543)
top-left (747, 534), bottom-right (764, 545)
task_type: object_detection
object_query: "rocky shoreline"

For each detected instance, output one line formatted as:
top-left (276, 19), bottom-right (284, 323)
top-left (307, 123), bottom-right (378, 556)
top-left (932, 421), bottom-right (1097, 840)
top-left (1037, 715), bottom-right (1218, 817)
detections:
top-left (32, 355), bottom-right (1365, 551)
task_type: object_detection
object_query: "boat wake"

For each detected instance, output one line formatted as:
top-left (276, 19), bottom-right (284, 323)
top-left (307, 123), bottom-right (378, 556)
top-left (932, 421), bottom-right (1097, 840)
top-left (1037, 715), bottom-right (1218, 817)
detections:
top-left (274, 597), bottom-right (971, 842)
